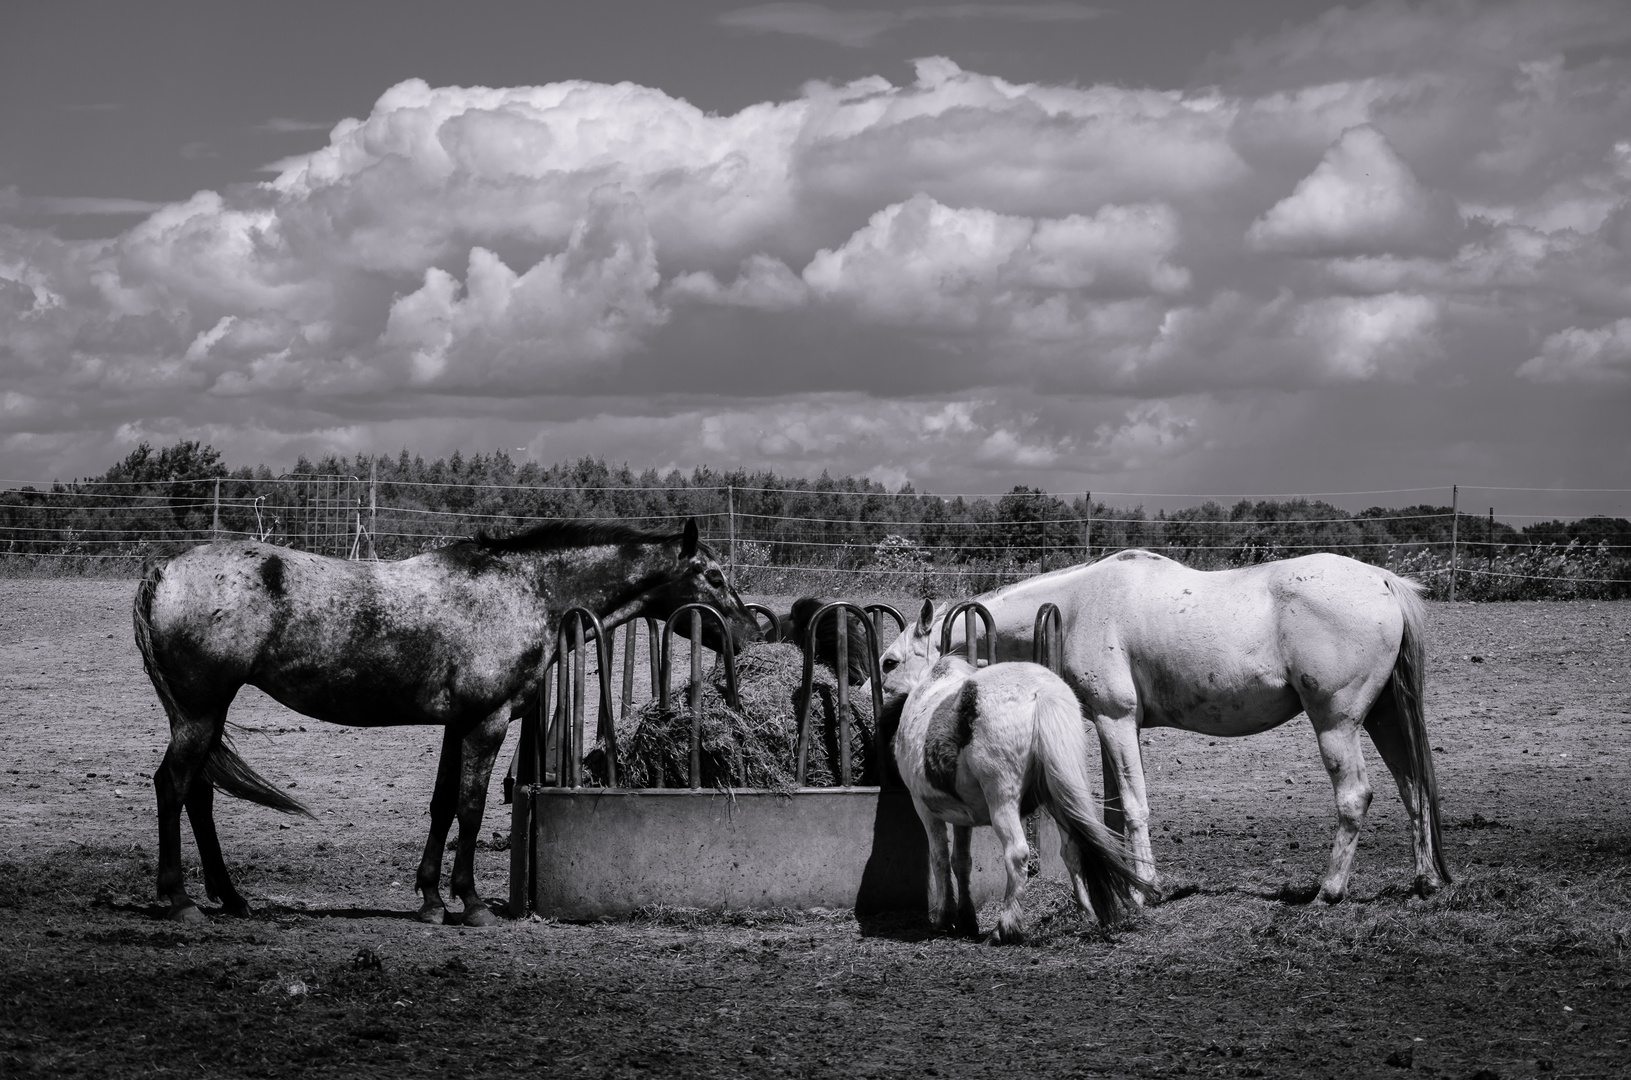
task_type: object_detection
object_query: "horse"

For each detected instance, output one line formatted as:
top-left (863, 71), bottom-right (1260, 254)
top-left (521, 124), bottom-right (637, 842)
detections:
top-left (881, 599), bottom-right (1148, 942)
top-left (875, 551), bottom-right (1449, 905)
top-left (785, 596), bottom-right (871, 686)
top-left (132, 517), bottom-right (759, 925)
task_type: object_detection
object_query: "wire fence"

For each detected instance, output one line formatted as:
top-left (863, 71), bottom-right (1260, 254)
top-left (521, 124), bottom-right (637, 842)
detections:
top-left (2, 471), bottom-right (1628, 601)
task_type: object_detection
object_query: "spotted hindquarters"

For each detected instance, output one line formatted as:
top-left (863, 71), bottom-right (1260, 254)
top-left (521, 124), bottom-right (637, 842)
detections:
top-left (923, 680), bottom-right (978, 795)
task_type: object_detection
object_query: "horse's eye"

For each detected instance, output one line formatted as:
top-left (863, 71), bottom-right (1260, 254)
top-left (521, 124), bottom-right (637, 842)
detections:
top-left (705, 569), bottom-right (725, 587)
top-left (881, 658), bottom-right (897, 673)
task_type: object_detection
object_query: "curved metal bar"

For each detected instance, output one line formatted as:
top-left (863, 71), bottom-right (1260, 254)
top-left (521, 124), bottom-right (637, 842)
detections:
top-left (1032, 602), bottom-right (1064, 675)
top-left (863, 603), bottom-right (905, 645)
top-left (793, 601), bottom-right (887, 788)
top-left (658, 603), bottom-right (740, 789)
top-left (744, 602), bottom-right (781, 643)
top-left (938, 600), bottom-right (997, 668)
top-left (558, 607), bottom-right (617, 789)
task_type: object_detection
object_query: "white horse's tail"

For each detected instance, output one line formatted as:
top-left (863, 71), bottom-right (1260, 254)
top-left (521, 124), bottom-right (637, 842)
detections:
top-left (1034, 689), bottom-right (1150, 925)
top-left (1385, 574), bottom-right (1450, 885)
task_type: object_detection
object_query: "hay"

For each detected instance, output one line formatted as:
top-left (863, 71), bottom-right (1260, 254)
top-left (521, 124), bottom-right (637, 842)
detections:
top-left (583, 642), bottom-right (876, 791)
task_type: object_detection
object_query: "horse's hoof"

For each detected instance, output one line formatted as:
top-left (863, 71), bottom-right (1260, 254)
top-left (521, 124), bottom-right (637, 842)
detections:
top-left (221, 899), bottom-right (253, 919)
top-left (416, 905), bottom-right (447, 926)
top-left (1273, 882), bottom-right (1322, 905)
top-left (167, 903), bottom-right (206, 925)
top-left (461, 905), bottom-right (500, 928)
top-left (1412, 875), bottom-right (1441, 899)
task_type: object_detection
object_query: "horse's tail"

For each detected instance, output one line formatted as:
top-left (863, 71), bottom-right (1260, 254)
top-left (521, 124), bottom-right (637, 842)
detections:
top-left (1033, 687), bottom-right (1150, 925)
top-left (1385, 573), bottom-right (1449, 885)
top-left (133, 557), bottom-right (311, 818)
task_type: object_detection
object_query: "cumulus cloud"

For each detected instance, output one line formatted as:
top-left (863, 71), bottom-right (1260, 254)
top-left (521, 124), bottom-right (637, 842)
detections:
top-left (1517, 318), bottom-right (1631, 383)
top-left (1248, 125), bottom-right (1463, 256)
top-left (1292, 292), bottom-right (1440, 380)
top-left (801, 195), bottom-right (1188, 329)
top-left (379, 189), bottom-right (664, 390)
top-left (2, 0), bottom-right (1630, 492)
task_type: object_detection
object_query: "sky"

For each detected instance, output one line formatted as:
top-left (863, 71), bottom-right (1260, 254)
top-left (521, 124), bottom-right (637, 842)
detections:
top-left (2, 0), bottom-right (1629, 518)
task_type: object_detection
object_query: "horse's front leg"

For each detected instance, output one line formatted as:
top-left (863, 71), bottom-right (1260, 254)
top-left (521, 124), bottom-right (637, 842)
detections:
top-left (414, 727), bottom-right (464, 924)
top-left (446, 707), bottom-right (511, 927)
top-left (1095, 712), bottom-right (1158, 902)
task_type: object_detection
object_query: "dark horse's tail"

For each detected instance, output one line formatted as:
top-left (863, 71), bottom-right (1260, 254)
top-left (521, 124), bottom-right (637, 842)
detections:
top-left (1385, 575), bottom-right (1450, 886)
top-left (133, 557), bottom-right (311, 817)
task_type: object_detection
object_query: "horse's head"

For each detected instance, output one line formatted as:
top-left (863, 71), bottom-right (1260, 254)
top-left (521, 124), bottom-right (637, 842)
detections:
top-left (877, 597), bottom-right (941, 714)
top-left (640, 518), bottom-right (763, 653)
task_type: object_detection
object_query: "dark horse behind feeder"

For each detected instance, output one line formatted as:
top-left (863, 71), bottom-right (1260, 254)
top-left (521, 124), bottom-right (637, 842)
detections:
top-left (785, 596), bottom-right (872, 687)
top-left (132, 518), bottom-right (759, 925)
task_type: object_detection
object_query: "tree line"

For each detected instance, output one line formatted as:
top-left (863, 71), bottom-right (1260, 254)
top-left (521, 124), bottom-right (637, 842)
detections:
top-left (2, 440), bottom-right (1626, 598)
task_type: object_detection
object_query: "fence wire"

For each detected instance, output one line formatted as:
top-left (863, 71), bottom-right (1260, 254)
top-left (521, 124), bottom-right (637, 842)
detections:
top-left (2, 475), bottom-right (1626, 600)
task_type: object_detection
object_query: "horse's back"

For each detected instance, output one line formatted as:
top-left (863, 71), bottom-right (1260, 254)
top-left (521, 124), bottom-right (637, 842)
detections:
top-left (141, 541), bottom-right (545, 726)
top-left (1042, 552), bottom-right (1411, 731)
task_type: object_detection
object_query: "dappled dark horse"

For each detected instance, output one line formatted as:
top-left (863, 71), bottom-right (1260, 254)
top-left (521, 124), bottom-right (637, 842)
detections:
top-left (133, 518), bottom-right (758, 925)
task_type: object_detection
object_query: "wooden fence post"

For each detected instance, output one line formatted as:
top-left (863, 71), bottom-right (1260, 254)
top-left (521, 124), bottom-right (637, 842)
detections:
top-left (1449, 484), bottom-right (1459, 602)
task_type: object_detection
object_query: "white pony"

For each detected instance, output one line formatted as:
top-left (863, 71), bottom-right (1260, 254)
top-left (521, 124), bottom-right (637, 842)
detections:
top-left (882, 600), bottom-right (1148, 942)
top-left (876, 551), bottom-right (1449, 905)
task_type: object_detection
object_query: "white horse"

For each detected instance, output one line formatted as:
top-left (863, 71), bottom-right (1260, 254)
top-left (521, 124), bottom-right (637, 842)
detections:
top-left (881, 600), bottom-right (1148, 942)
top-left (876, 551), bottom-right (1449, 905)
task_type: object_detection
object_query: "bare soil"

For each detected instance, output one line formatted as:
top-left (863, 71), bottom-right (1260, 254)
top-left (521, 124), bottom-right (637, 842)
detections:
top-left (2, 580), bottom-right (1629, 1079)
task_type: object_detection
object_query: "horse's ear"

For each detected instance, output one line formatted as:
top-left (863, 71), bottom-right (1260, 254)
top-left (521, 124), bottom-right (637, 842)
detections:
top-left (916, 598), bottom-right (934, 635)
top-left (680, 518), bottom-right (699, 559)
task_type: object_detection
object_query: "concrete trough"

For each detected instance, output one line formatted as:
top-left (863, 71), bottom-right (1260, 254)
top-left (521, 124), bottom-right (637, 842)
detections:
top-left (510, 783), bottom-right (1064, 920)
top-left (505, 600), bottom-right (1065, 921)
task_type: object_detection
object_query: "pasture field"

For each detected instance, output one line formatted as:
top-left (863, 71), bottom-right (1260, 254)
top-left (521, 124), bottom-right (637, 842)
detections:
top-left (1, 578), bottom-right (1629, 1079)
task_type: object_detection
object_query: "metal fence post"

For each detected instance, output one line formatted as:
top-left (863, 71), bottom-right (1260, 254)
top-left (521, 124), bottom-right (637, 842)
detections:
top-left (212, 478), bottom-right (220, 540)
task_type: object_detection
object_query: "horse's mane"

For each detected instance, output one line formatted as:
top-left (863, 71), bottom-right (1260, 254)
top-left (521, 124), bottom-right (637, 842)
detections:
top-left (469, 519), bottom-right (688, 555)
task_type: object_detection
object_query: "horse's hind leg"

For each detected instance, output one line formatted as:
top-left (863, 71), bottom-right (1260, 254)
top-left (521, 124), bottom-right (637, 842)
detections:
top-left (153, 718), bottom-right (223, 923)
top-left (914, 800), bottom-right (956, 933)
top-left (987, 803), bottom-right (1030, 944)
top-left (414, 727), bottom-right (463, 924)
top-left (184, 779), bottom-right (250, 917)
top-left (445, 707), bottom-right (511, 927)
top-left (1363, 692), bottom-right (1446, 896)
top-left (1094, 712), bottom-right (1158, 902)
top-left (1309, 718), bottom-right (1374, 904)
top-left (951, 824), bottom-right (979, 939)
top-left (1052, 815), bottom-right (1098, 918)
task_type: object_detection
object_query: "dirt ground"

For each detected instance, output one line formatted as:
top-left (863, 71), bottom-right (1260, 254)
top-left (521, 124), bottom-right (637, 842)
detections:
top-left (2, 578), bottom-right (1629, 1079)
